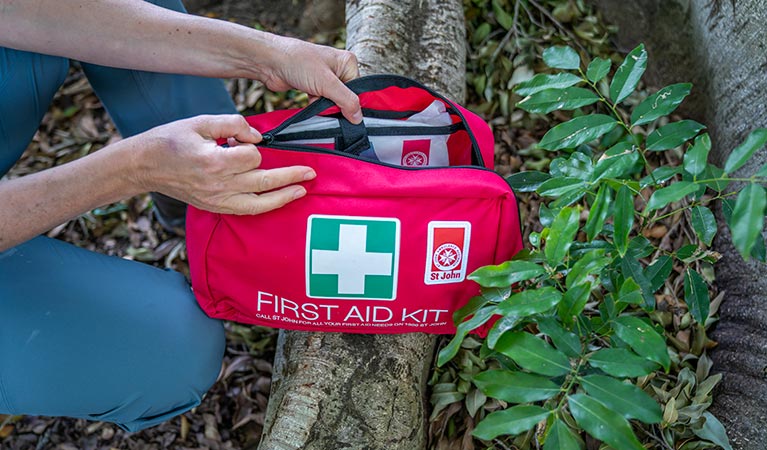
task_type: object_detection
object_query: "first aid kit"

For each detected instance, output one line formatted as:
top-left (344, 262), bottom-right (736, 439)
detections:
top-left (186, 74), bottom-right (523, 334)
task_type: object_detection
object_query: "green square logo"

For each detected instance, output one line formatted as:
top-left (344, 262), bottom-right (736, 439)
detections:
top-left (306, 215), bottom-right (400, 300)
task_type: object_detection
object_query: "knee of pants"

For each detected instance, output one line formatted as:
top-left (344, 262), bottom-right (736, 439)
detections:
top-left (0, 238), bottom-right (227, 432)
top-left (115, 294), bottom-right (226, 432)
top-left (0, 49), bottom-right (69, 177)
top-left (81, 0), bottom-right (237, 138)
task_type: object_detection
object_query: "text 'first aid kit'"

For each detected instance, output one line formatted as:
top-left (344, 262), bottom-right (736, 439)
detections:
top-left (186, 75), bottom-right (523, 334)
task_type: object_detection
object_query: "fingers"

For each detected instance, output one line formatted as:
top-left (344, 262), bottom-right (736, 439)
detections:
top-left (232, 166), bottom-right (316, 194)
top-left (324, 76), bottom-right (363, 124)
top-left (195, 114), bottom-right (262, 143)
top-left (223, 186), bottom-right (307, 216)
top-left (219, 143), bottom-right (263, 172)
top-left (336, 50), bottom-right (359, 82)
top-left (326, 50), bottom-right (362, 123)
top-left (197, 165), bottom-right (315, 215)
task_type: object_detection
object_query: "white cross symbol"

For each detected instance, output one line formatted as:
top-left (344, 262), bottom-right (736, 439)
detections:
top-left (311, 224), bottom-right (393, 294)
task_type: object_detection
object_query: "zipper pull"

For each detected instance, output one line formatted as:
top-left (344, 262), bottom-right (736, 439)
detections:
top-left (262, 133), bottom-right (274, 144)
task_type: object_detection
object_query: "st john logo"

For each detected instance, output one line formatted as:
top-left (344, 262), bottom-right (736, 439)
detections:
top-left (401, 139), bottom-right (431, 166)
top-left (306, 215), bottom-right (400, 300)
top-left (425, 221), bottom-right (471, 285)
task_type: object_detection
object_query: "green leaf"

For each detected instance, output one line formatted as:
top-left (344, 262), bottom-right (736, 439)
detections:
top-left (630, 83), bottom-right (692, 126)
top-left (684, 268), bottom-right (710, 324)
top-left (473, 405), bottom-right (550, 441)
top-left (537, 177), bottom-right (587, 197)
top-left (646, 120), bottom-right (706, 151)
top-left (617, 277), bottom-right (643, 305)
top-left (518, 87), bottom-right (600, 114)
top-left (544, 418), bottom-right (582, 450)
top-left (585, 184), bottom-right (613, 240)
top-left (496, 287), bottom-right (563, 318)
top-left (645, 256), bottom-right (673, 293)
top-left (566, 249), bottom-right (612, 289)
top-left (545, 207), bottom-right (580, 265)
top-left (757, 161), bottom-right (767, 178)
top-left (693, 412), bottom-right (733, 450)
top-left (469, 260), bottom-right (546, 288)
top-left (588, 348), bottom-right (660, 377)
top-left (691, 205), bottom-right (717, 246)
top-left (438, 306), bottom-right (495, 366)
top-left (609, 44), bottom-right (647, 104)
top-left (506, 170), bottom-right (551, 193)
top-left (612, 316), bottom-right (670, 370)
top-left (613, 185), bottom-right (634, 256)
top-left (580, 375), bottom-right (663, 423)
top-left (495, 332), bottom-right (571, 376)
top-left (473, 370), bottom-right (560, 403)
top-left (430, 386), bottom-right (464, 421)
top-left (465, 388), bottom-right (486, 418)
top-left (568, 393), bottom-right (645, 450)
top-left (620, 256), bottom-right (655, 309)
top-left (539, 115), bottom-right (619, 151)
top-left (537, 316), bottom-right (581, 357)
top-left (453, 295), bottom-right (488, 323)
top-left (551, 152), bottom-right (594, 180)
top-left (486, 315), bottom-right (522, 349)
top-left (724, 128), bottom-right (767, 174)
top-left (752, 235), bottom-right (766, 262)
top-left (684, 133), bottom-right (712, 176)
top-left (592, 145), bottom-right (640, 182)
top-left (543, 46), bottom-right (581, 70)
top-left (472, 22), bottom-right (491, 44)
top-left (640, 165), bottom-right (680, 188)
top-left (700, 163), bottom-right (730, 192)
top-left (492, 0), bottom-right (513, 30)
top-left (646, 181), bottom-right (699, 211)
top-left (729, 184), bottom-right (767, 258)
top-left (515, 72), bottom-right (583, 96)
top-left (676, 244), bottom-right (698, 261)
top-left (586, 57), bottom-right (611, 83)
top-left (549, 186), bottom-right (588, 209)
top-left (558, 282), bottom-right (592, 324)
top-left (722, 198), bottom-right (735, 223)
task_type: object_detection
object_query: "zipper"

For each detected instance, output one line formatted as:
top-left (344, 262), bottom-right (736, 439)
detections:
top-left (258, 139), bottom-right (498, 174)
top-left (267, 122), bottom-right (465, 143)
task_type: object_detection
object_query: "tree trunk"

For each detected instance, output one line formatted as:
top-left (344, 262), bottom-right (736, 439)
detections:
top-left (592, 1), bottom-right (767, 448)
top-left (257, 1), bottom-right (466, 449)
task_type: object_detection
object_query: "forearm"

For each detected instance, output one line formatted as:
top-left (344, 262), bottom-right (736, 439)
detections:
top-left (0, 0), bottom-right (275, 80)
top-left (0, 140), bottom-right (143, 251)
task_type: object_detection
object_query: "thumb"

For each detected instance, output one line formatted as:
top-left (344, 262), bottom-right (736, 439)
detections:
top-left (324, 77), bottom-right (363, 124)
top-left (195, 114), bottom-right (262, 143)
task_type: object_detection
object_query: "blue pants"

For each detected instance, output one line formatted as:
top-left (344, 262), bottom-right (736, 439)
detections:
top-left (0, 0), bottom-right (236, 432)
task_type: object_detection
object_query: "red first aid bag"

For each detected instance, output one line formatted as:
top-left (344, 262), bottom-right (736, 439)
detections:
top-left (186, 75), bottom-right (523, 334)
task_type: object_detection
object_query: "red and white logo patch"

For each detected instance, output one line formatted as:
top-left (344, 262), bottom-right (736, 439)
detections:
top-left (425, 221), bottom-right (471, 285)
top-left (401, 139), bottom-right (431, 166)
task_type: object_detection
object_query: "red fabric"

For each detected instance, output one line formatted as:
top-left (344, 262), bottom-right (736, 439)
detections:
top-left (187, 78), bottom-right (521, 334)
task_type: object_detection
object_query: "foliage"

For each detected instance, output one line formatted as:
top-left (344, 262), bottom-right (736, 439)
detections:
top-left (434, 19), bottom-right (767, 449)
top-left (464, 0), bottom-right (616, 119)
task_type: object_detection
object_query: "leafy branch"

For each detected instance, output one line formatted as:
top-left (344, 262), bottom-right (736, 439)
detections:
top-left (435, 41), bottom-right (767, 450)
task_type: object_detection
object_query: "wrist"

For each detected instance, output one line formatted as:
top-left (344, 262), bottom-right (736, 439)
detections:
top-left (117, 133), bottom-right (163, 196)
top-left (227, 28), bottom-right (285, 82)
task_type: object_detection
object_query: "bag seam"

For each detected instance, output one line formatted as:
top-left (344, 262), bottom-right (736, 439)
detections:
top-left (203, 214), bottom-right (224, 316)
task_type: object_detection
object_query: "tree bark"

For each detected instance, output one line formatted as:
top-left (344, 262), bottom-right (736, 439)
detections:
top-left (257, 1), bottom-right (466, 449)
top-left (592, 1), bottom-right (767, 448)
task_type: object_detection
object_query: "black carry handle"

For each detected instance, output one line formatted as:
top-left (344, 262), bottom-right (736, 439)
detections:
top-left (264, 75), bottom-right (484, 165)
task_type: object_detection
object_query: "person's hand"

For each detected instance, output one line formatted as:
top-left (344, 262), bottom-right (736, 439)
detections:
top-left (130, 114), bottom-right (315, 215)
top-left (261, 36), bottom-right (363, 124)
